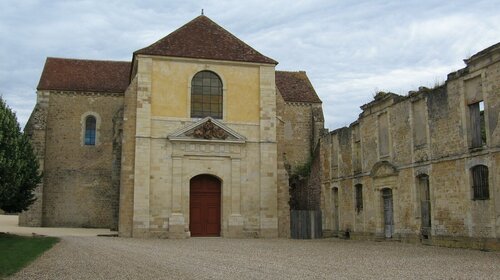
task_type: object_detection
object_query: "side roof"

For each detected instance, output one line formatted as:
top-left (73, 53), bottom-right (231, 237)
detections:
top-left (36, 58), bottom-right (320, 103)
top-left (37, 58), bottom-right (131, 93)
top-left (134, 15), bottom-right (277, 65)
top-left (275, 71), bottom-right (322, 103)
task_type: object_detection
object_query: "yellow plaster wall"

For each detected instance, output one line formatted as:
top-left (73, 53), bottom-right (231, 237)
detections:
top-left (150, 58), bottom-right (261, 123)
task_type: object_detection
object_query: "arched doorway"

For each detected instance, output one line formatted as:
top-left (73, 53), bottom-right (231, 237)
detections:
top-left (189, 174), bottom-right (221, 237)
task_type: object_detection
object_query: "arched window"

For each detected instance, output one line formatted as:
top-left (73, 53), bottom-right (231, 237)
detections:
top-left (471, 165), bottom-right (489, 200)
top-left (84, 116), bottom-right (97, 145)
top-left (191, 71), bottom-right (222, 119)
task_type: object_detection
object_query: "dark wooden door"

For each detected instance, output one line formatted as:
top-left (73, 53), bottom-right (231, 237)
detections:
top-left (190, 175), bottom-right (221, 237)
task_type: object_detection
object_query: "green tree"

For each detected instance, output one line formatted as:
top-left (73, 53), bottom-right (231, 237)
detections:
top-left (0, 96), bottom-right (41, 213)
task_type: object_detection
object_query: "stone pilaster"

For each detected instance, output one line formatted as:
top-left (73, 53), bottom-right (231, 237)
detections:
top-left (132, 57), bottom-right (152, 237)
top-left (168, 156), bottom-right (188, 238)
top-left (118, 76), bottom-right (137, 237)
top-left (259, 65), bottom-right (278, 237)
top-left (228, 158), bottom-right (243, 237)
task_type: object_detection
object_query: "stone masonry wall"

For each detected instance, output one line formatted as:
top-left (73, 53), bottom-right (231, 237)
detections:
top-left (18, 92), bottom-right (49, 226)
top-left (118, 76), bottom-right (138, 237)
top-left (276, 89), bottom-right (324, 236)
top-left (41, 91), bottom-right (123, 228)
top-left (281, 102), bottom-right (318, 169)
top-left (276, 90), bottom-right (290, 237)
top-left (320, 43), bottom-right (500, 250)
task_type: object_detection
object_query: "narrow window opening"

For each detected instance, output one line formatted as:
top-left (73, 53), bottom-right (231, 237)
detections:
top-left (469, 101), bottom-right (486, 148)
top-left (85, 116), bottom-right (96, 146)
top-left (355, 184), bottom-right (363, 213)
top-left (479, 101), bottom-right (486, 144)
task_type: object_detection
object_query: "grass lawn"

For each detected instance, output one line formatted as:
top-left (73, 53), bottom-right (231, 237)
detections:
top-left (0, 233), bottom-right (59, 278)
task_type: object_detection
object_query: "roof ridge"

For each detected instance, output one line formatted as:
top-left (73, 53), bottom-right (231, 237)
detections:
top-left (134, 15), bottom-right (205, 55)
top-left (201, 16), bottom-right (273, 63)
top-left (276, 70), bottom-right (307, 73)
top-left (46, 57), bottom-right (130, 63)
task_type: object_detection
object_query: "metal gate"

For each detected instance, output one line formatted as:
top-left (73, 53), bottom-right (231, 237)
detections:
top-left (382, 188), bottom-right (393, 238)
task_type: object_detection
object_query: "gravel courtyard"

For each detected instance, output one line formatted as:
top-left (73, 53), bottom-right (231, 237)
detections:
top-left (10, 237), bottom-right (499, 280)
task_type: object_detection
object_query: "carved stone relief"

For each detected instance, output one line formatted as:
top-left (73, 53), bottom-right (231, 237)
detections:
top-left (186, 119), bottom-right (229, 140)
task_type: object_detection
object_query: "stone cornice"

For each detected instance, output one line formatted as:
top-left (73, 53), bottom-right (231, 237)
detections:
top-left (47, 90), bottom-right (124, 97)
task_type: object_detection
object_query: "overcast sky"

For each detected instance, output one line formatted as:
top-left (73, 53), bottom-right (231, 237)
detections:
top-left (1, 0), bottom-right (499, 130)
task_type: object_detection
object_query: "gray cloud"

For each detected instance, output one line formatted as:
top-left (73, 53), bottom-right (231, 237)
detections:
top-left (0, 0), bottom-right (499, 130)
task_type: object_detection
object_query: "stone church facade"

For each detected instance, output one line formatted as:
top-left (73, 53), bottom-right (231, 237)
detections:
top-left (319, 43), bottom-right (500, 250)
top-left (19, 15), bottom-right (323, 238)
top-left (19, 15), bottom-right (499, 249)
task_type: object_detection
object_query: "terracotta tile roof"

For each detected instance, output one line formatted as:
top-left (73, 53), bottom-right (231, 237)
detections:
top-left (275, 71), bottom-right (322, 103)
top-left (37, 57), bottom-right (131, 93)
top-left (134, 15), bottom-right (277, 65)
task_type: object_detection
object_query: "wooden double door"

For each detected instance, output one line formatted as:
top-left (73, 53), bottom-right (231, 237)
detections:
top-left (189, 175), bottom-right (221, 237)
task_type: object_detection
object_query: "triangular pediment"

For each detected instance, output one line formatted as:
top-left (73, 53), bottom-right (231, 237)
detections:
top-left (168, 117), bottom-right (246, 143)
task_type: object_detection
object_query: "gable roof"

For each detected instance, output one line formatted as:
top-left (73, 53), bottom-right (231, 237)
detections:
top-left (37, 57), bottom-right (131, 93)
top-left (275, 71), bottom-right (322, 103)
top-left (134, 15), bottom-right (277, 65)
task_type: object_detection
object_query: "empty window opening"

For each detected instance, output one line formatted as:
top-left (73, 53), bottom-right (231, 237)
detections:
top-left (355, 184), bottom-right (363, 213)
top-left (469, 101), bottom-right (486, 148)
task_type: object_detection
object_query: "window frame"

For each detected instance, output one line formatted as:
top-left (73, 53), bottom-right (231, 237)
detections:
top-left (81, 112), bottom-right (100, 147)
top-left (190, 71), bottom-right (223, 119)
top-left (84, 115), bottom-right (97, 146)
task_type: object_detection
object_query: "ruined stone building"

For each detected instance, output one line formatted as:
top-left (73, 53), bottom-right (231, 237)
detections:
top-left (19, 15), bottom-right (323, 238)
top-left (319, 43), bottom-right (500, 250)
